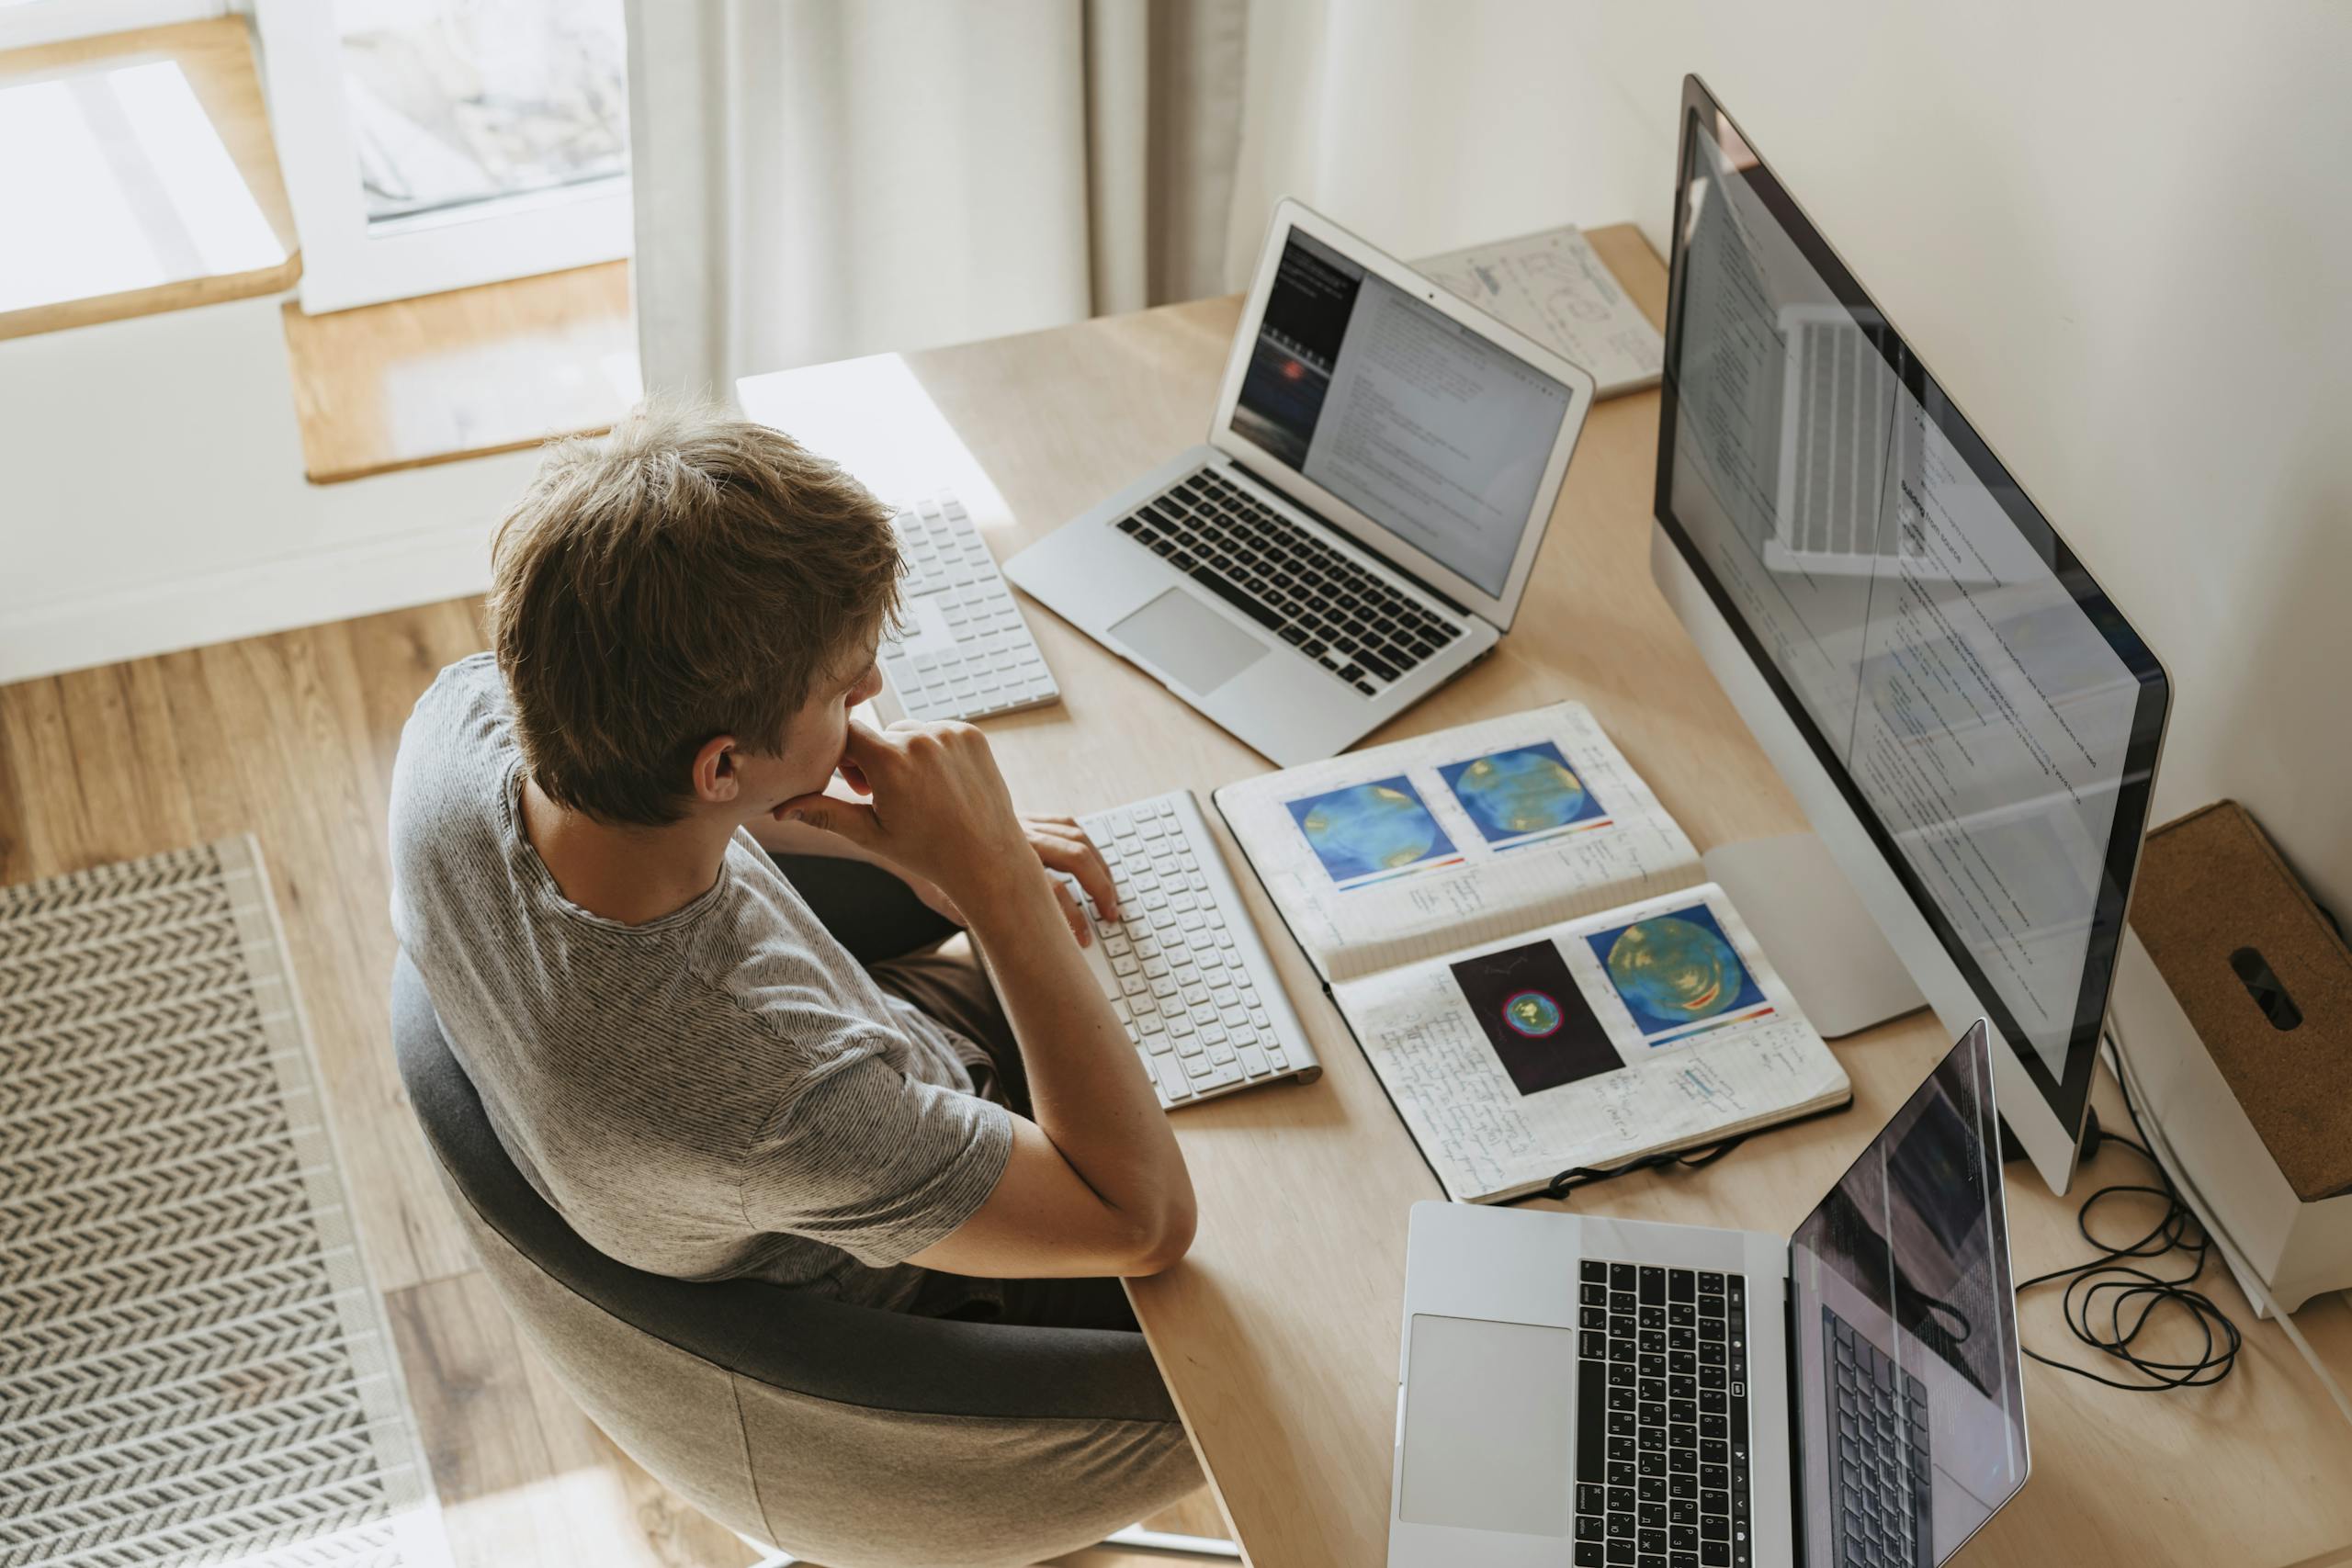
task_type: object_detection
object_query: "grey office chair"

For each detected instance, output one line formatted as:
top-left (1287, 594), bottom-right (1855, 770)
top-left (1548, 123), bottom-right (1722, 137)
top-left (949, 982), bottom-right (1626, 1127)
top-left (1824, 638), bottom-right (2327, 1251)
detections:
top-left (391, 947), bottom-right (1208, 1568)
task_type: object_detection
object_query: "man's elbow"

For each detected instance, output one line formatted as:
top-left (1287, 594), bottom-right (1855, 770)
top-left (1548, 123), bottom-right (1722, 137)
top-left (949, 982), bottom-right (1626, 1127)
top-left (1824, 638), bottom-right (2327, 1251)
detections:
top-left (1120, 1193), bottom-right (1198, 1277)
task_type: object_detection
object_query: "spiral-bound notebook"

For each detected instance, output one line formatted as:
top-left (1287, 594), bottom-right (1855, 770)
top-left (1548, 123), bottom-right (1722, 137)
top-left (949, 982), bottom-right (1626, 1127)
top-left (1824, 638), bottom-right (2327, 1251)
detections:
top-left (1214, 701), bottom-right (1849, 1201)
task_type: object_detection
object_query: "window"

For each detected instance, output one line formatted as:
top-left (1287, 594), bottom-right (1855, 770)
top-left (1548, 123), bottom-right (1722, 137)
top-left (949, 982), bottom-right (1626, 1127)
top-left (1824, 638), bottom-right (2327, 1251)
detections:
top-left (255, 0), bottom-right (629, 312)
top-left (0, 53), bottom-right (282, 316)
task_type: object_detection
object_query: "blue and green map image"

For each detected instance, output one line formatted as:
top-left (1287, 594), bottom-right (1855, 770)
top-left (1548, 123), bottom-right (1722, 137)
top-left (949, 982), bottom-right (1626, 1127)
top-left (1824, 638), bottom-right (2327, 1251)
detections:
top-left (1285, 776), bottom-right (1458, 886)
top-left (1584, 905), bottom-right (1766, 1038)
top-left (1439, 741), bottom-right (1607, 845)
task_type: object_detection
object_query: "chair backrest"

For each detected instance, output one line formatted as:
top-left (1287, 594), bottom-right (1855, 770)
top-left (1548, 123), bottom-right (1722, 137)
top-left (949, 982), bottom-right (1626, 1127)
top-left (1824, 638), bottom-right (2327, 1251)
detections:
top-left (390, 951), bottom-right (1191, 1568)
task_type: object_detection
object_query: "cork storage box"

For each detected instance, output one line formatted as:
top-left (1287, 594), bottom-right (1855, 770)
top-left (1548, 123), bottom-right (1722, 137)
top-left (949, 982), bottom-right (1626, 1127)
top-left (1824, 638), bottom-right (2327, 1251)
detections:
top-left (2109, 801), bottom-right (2352, 1314)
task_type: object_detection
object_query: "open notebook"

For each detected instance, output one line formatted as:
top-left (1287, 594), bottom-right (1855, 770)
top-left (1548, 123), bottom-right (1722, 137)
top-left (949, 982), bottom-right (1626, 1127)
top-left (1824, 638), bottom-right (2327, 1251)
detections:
top-left (1214, 701), bottom-right (1850, 1201)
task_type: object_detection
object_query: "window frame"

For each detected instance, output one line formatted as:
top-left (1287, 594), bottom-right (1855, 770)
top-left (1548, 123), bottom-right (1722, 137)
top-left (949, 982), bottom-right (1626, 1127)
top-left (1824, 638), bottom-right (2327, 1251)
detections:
top-left (0, 0), bottom-right (226, 52)
top-left (252, 0), bottom-right (630, 313)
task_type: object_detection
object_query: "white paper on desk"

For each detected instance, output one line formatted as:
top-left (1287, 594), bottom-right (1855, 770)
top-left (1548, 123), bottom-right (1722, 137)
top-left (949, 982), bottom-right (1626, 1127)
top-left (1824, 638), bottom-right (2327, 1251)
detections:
top-left (1332, 886), bottom-right (1849, 1203)
top-left (1216, 702), bottom-right (1702, 986)
top-left (1416, 226), bottom-right (1664, 399)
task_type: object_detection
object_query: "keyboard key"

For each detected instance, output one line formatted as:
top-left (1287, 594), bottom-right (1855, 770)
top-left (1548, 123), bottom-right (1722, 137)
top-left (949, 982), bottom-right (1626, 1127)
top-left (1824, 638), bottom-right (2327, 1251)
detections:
top-left (1185, 561), bottom-right (1286, 631)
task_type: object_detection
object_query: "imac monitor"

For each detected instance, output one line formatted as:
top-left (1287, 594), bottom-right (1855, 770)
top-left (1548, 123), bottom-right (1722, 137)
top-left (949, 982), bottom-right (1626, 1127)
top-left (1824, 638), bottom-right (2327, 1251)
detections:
top-left (1652, 75), bottom-right (2171, 1195)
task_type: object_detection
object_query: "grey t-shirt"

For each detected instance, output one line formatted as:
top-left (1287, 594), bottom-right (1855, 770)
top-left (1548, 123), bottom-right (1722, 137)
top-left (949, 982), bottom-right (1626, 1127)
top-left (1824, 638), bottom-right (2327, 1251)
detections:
top-left (388, 655), bottom-right (1012, 1313)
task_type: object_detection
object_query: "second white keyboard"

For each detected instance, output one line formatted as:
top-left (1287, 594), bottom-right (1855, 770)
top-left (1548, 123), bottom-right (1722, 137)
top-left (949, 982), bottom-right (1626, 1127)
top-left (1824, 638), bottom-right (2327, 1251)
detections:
top-left (878, 491), bottom-right (1059, 722)
top-left (1073, 790), bottom-right (1319, 1108)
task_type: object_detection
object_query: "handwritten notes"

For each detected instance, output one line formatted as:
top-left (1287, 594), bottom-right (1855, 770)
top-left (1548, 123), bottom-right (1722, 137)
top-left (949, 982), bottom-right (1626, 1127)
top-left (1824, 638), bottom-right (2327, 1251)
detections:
top-left (1334, 888), bottom-right (1848, 1201)
top-left (1417, 226), bottom-right (1664, 400)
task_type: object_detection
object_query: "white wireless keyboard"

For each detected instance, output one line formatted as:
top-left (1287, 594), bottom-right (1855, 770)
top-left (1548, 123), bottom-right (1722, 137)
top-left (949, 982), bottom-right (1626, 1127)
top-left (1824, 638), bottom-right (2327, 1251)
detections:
top-left (878, 491), bottom-right (1059, 722)
top-left (1073, 790), bottom-right (1319, 1108)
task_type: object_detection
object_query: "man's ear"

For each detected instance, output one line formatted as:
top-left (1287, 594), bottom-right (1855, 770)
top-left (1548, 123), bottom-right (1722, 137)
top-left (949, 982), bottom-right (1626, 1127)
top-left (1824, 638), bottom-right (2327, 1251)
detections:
top-left (690, 735), bottom-right (740, 805)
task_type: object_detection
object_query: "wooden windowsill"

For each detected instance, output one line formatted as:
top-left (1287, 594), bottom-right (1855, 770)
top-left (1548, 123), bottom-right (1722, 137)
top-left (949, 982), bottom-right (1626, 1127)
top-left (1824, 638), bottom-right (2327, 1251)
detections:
top-left (0, 18), bottom-right (300, 342)
top-left (280, 261), bottom-right (638, 484)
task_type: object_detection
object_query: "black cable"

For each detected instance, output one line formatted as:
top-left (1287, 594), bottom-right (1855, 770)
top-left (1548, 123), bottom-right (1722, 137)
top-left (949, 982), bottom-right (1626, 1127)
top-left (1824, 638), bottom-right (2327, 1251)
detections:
top-left (1527, 1095), bottom-right (1857, 1204)
top-left (2013, 1055), bottom-right (2243, 1392)
top-left (1540, 1135), bottom-right (1750, 1202)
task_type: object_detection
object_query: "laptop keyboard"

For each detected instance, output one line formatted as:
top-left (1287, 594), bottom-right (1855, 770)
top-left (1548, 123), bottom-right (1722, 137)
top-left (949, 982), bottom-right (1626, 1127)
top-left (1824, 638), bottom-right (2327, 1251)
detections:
top-left (1110, 468), bottom-right (1462, 696)
top-left (1574, 1260), bottom-right (1754, 1568)
top-left (1824, 1306), bottom-right (1931, 1568)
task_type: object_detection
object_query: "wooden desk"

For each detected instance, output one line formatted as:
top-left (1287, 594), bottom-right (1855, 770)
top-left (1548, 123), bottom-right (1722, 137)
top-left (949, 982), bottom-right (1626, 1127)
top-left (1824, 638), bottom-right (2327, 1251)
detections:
top-left (741, 226), bottom-right (2352, 1568)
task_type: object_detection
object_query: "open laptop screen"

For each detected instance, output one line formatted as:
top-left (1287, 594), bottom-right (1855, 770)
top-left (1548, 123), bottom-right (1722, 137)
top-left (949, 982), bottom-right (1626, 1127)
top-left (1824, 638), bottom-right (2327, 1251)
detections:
top-left (1226, 227), bottom-right (1574, 599)
top-left (1789, 1022), bottom-right (2027, 1565)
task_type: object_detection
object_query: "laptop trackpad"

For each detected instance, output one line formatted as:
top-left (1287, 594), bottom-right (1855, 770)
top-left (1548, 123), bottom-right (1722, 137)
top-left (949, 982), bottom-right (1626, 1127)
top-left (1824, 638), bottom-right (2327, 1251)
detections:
top-left (1111, 587), bottom-right (1268, 695)
top-left (1397, 1314), bottom-right (1578, 1536)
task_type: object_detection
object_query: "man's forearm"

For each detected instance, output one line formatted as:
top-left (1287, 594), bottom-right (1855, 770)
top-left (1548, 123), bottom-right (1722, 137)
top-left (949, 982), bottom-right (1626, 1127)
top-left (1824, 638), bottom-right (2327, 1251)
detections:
top-left (750, 809), bottom-right (888, 863)
top-left (964, 875), bottom-right (1193, 1235)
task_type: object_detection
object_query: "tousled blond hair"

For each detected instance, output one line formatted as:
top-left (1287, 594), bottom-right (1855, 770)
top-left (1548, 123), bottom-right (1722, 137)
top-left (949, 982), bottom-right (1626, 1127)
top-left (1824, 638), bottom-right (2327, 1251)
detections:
top-left (487, 400), bottom-right (900, 826)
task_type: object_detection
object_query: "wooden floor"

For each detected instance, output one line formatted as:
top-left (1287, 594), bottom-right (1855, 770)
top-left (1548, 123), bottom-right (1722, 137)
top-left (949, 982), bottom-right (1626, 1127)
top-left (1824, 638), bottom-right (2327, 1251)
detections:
top-left (0, 601), bottom-right (1223, 1568)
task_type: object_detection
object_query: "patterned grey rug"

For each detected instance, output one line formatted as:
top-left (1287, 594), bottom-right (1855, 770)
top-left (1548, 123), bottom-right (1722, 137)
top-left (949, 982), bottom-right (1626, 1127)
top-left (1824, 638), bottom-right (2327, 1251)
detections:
top-left (1, 838), bottom-right (443, 1568)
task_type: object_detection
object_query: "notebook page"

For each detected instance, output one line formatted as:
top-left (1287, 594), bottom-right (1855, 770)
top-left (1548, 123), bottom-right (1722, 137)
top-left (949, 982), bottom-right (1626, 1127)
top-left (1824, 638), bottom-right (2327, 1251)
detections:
top-left (1216, 702), bottom-right (1702, 984)
top-left (1416, 226), bottom-right (1665, 400)
top-left (1330, 885), bottom-right (1849, 1203)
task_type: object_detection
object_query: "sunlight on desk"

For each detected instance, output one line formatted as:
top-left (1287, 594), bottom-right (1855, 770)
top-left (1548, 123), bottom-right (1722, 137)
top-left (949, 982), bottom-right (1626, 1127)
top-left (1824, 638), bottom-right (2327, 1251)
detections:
top-left (738, 351), bottom-right (1018, 529)
top-left (0, 58), bottom-right (283, 316)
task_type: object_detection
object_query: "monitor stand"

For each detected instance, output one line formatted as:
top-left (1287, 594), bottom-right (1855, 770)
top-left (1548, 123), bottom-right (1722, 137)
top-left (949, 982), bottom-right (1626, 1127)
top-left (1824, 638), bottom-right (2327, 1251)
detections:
top-left (1702, 832), bottom-right (1926, 1040)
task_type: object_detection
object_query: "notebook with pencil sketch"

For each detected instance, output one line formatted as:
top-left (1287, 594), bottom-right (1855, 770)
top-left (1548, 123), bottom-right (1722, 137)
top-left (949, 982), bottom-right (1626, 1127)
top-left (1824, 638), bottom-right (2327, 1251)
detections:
top-left (1213, 701), bottom-right (1851, 1202)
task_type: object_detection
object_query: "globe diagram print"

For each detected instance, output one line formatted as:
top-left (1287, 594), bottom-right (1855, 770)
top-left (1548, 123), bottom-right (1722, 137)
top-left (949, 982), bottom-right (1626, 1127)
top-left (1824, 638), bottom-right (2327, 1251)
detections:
top-left (1605, 915), bottom-right (1747, 1024)
top-left (1502, 989), bottom-right (1566, 1037)
top-left (1298, 784), bottom-right (1442, 877)
top-left (1453, 750), bottom-right (1588, 835)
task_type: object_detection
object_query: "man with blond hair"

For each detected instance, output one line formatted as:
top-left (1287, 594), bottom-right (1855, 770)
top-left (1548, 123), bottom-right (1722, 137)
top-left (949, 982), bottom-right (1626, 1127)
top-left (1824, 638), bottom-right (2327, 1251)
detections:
top-left (389, 402), bottom-right (1202, 1551)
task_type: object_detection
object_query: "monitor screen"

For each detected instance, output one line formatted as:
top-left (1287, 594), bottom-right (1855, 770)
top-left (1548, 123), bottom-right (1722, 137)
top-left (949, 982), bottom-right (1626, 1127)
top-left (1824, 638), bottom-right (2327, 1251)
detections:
top-left (1656, 88), bottom-right (2168, 1142)
top-left (1227, 227), bottom-right (1575, 599)
top-left (1790, 1023), bottom-right (2028, 1565)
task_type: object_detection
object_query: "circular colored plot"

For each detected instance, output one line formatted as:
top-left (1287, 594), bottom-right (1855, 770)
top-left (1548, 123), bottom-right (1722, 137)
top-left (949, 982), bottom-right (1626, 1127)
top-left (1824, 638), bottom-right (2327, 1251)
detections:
top-left (1301, 784), bottom-right (1439, 872)
top-left (1606, 916), bottom-right (1745, 1022)
top-left (1453, 751), bottom-right (1588, 834)
top-left (1502, 988), bottom-right (1565, 1037)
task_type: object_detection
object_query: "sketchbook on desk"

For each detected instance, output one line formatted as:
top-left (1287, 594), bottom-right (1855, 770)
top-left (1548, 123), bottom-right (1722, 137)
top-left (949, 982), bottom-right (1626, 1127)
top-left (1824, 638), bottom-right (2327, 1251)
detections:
top-left (1216, 701), bottom-right (1849, 1201)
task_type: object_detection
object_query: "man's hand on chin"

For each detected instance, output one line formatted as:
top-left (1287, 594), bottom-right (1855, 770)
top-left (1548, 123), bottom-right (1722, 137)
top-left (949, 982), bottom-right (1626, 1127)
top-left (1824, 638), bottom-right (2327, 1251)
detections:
top-left (772, 720), bottom-right (1123, 947)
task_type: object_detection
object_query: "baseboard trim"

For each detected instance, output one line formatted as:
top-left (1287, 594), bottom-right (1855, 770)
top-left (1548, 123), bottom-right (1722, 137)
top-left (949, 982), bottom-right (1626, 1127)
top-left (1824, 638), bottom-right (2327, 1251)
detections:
top-left (1, 518), bottom-right (497, 685)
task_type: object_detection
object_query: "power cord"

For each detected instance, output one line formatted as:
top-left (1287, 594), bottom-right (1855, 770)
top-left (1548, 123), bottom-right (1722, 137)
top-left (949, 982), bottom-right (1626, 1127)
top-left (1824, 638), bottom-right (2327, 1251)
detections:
top-left (2105, 1021), bottom-right (2352, 1429)
top-left (2013, 1032), bottom-right (2243, 1392)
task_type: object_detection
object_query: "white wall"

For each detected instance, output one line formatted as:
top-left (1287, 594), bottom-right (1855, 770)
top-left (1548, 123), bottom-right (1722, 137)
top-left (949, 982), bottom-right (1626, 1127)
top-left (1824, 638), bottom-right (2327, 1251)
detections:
top-left (1222, 0), bottom-right (1657, 281)
top-left (1240, 0), bottom-right (2352, 917)
top-left (1582, 0), bottom-right (2352, 918)
top-left (0, 295), bottom-right (537, 683)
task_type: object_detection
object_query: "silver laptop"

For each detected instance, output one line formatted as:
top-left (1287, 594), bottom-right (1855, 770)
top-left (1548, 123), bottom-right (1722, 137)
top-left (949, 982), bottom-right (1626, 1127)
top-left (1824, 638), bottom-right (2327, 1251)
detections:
top-left (1389, 1022), bottom-right (2030, 1568)
top-left (1003, 199), bottom-right (1595, 767)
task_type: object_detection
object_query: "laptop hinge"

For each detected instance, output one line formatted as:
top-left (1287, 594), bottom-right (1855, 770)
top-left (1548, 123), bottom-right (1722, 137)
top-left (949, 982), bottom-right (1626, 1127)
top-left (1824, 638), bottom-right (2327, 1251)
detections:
top-left (1784, 1249), bottom-right (1808, 1563)
top-left (1225, 457), bottom-right (1476, 620)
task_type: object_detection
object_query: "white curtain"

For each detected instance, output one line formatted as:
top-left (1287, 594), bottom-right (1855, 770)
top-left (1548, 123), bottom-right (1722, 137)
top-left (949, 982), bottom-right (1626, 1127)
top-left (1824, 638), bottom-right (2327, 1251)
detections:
top-left (1222, 0), bottom-right (1652, 287)
top-left (624, 0), bottom-right (1632, 401)
top-left (626, 0), bottom-right (1247, 400)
